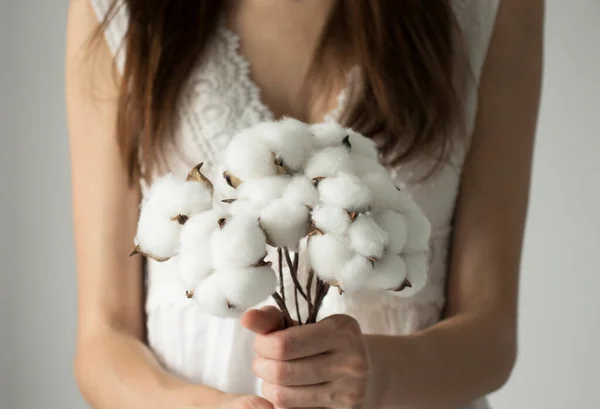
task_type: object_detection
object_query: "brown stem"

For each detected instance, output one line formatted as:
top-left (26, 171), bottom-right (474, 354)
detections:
top-left (294, 285), bottom-right (302, 325)
top-left (271, 292), bottom-right (294, 329)
top-left (283, 248), bottom-right (308, 301)
top-left (305, 269), bottom-right (314, 324)
top-left (307, 278), bottom-right (330, 324)
top-left (277, 248), bottom-right (285, 305)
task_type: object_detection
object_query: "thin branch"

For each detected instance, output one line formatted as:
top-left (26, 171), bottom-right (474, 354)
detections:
top-left (277, 247), bottom-right (285, 305)
top-left (283, 248), bottom-right (308, 301)
top-left (294, 286), bottom-right (302, 325)
top-left (271, 292), bottom-right (293, 329)
top-left (308, 278), bottom-right (330, 324)
top-left (305, 269), bottom-right (314, 324)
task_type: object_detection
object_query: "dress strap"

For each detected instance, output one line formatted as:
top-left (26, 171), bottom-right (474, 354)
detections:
top-left (453, 0), bottom-right (501, 85)
top-left (89, 0), bottom-right (129, 73)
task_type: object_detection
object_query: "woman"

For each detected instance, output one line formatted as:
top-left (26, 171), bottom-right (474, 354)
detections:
top-left (66, 0), bottom-right (543, 408)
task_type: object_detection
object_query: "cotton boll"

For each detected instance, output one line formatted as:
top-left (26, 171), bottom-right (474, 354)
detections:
top-left (218, 266), bottom-right (277, 309)
top-left (283, 175), bottom-right (318, 208)
top-left (236, 175), bottom-right (290, 206)
top-left (304, 146), bottom-right (353, 180)
top-left (346, 128), bottom-right (379, 160)
top-left (210, 214), bottom-right (267, 270)
top-left (395, 191), bottom-right (431, 252)
top-left (180, 180), bottom-right (213, 215)
top-left (308, 234), bottom-right (354, 281)
top-left (347, 214), bottom-right (389, 260)
top-left (134, 213), bottom-right (181, 261)
top-left (193, 274), bottom-right (241, 318)
top-left (318, 173), bottom-right (372, 212)
top-left (338, 255), bottom-right (373, 293)
top-left (310, 122), bottom-right (348, 148)
top-left (141, 173), bottom-right (186, 218)
top-left (311, 205), bottom-right (351, 235)
top-left (223, 134), bottom-right (277, 183)
top-left (178, 210), bottom-right (224, 291)
top-left (254, 118), bottom-right (314, 171)
top-left (361, 172), bottom-right (401, 212)
top-left (369, 254), bottom-right (407, 291)
top-left (259, 200), bottom-right (310, 249)
top-left (374, 210), bottom-right (409, 254)
top-left (227, 199), bottom-right (261, 218)
top-left (393, 252), bottom-right (428, 297)
top-left (353, 157), bottom-right (388, 179)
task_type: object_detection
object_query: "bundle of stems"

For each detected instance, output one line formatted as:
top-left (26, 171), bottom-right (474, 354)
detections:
top-left (271, 248), bottom-right (330, 328)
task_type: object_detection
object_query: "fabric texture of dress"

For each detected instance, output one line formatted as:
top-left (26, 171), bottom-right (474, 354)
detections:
top-left (90, 1), bottom-right (501, 407)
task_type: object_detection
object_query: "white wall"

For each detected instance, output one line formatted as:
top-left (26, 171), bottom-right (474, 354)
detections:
top-left (489, 1), bottom-right (600, 408)
top-left (0, 1), bottom-right (598, 408)
top-left (0, 1), bottom-right (86, 408)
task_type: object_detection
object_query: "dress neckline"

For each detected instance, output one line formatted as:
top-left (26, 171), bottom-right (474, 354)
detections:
top-left (216, 17), bottom-right (350, 125)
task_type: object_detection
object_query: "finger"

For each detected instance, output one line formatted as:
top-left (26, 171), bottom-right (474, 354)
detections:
top-left (254, 319), bottom-right (338, 360)
top-left (253, 353), bottom-right (339, 386)
top-left (242, 306), bottom-right (286, 335)
top-left (262, 381), bottom-right (334, 409)
top-left (262, 380), bottom-right (367, 409)
top-left (227, 396), bottom-right (274, 409)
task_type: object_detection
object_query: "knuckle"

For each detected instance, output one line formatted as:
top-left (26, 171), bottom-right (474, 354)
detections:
top-left (273, 334), bottom-right (293, 359)
top-left (269, 385), bottom-right (288, 408)
top-left (331, 314), bottom-right (361, 335)
top-left (346, 354), bottom-right (369, 377)
top-left (273, 362), bottom-right (289, 384)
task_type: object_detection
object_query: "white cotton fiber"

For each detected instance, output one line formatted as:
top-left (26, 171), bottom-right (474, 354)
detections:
top-left (218, 266), bottom-right (277, 309)
top-left (361, 172), bottom-right (401, 212)
top-left (193, 274), bottom-right (241, 318)
top-left (308, 234), bottom-right (354, 281)
top-left (353, 156), bottom-right (388, 178)
top-left (180, 180), bottom-right (213, 215)
top-left (178, 210), bottom-right (224, 291)
top-left (141, 174), bottom-right (187, 218)
top-left (395, 191), bottom-right (431, 252)
top-left (304, 146), bottom-right (353, 180)
top-left (259, 200), bottom-right (310, 249)
top-left (346, 128), bottom-right (379, 160)
top-left (210, 214), bottom-right (267, 270)
top-left (347, 214), bottom-right (389, 260)
top-left (369, 254), bottom-right (407, 291)
top-left (318, 172), bottom-right (372, 212)
top-left (310, 122), bottom-right (348, 148)
top-left (338, 254), bottom-right (373, 293)
top-left (134, 214), bottom-right (181, 261)
top-left (393, 252), bottom-right (428, 297)
top-left (375, 210), bottom-right (409, 254)
top-left (227, 199), bottom-right (261, 218)
top-left (311, 205), bottom-right (351, 235)
top-left (236, 175), bottom-right (290, 206)
top-left (222, 134), bottom-right (277, 182)
top-left (283, 175), bottom-right (318, 208)
top-left (254, 118), bottom-right (315, 171)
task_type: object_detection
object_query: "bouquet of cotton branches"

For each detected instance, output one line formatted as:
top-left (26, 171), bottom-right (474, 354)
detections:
top-left (130, 118), bottom-right (431, 327)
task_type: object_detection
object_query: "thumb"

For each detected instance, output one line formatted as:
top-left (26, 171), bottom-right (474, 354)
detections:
top-left (241, 306), bottom-right (285, 335)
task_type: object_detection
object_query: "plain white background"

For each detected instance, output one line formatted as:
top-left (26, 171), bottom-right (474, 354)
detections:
top-left (1, 1), bottom-right (598, 408)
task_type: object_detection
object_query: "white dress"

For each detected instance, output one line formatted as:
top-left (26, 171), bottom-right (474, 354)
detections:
top-left (91, 1), bottom-right (500, 408)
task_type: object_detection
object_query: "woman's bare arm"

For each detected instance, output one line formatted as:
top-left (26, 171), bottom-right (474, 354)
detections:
top-left (364, 1), bottom-right (544, 408)
top-left (66, 2), bottom-right (234, 408)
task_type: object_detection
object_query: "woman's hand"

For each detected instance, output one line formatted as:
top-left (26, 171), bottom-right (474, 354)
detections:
top-left (216, 395), bottom-right (275, 409)
top-left (242, 307), bottom-right (371, 409)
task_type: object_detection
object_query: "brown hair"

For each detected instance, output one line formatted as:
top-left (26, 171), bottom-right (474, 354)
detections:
top-left (95, 0), bottom-right (467, 185)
